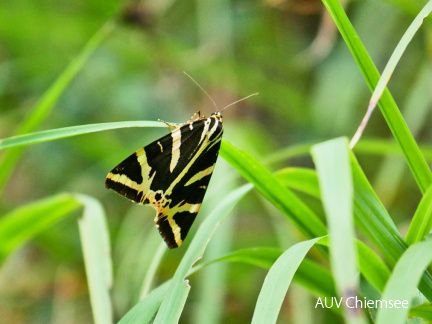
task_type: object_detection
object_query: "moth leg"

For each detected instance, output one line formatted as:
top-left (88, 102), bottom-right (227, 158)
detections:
top-left (187, 111), bottom-right (201, 123)
top-left (158, 119), bottom-right (184, 132)
top-left (159, 111), bottom-right (202, 131)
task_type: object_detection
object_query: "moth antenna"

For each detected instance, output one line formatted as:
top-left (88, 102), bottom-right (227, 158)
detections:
top-left (183, 71), bottom-right (218, 111)
top-left (221, 93), bottom-right (259, 112)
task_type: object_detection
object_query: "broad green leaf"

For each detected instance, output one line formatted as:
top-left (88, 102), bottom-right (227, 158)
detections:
top-left (322, 0), bottom-right (432, 193)
top-left (376, 240), bottom-right (432, 324)
top-left (0, 121), bottom-right (164, 150)
top-left (220, 140), bottom-right (327, 238)
top-left (251, 237), bottom-right (324, 324)
top-left (0, 23), bottom-right (114, 192)
top-left (153, 184), bottom-right (253, 324)
top-left (312, 138), bottom-right (366, 323)
top-left (406, 184), bottom-right (432, 245)
top-left (0, 194), bottom-right (81, 262)
top-left (76, 194), bottom-right (113, 324)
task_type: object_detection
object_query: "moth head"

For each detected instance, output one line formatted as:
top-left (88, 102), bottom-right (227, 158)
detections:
top-left (211, 111), bottom-right (223, 122)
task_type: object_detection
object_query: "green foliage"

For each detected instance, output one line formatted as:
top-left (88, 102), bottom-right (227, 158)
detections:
top-left (2, 0), bottom-right (432, 323)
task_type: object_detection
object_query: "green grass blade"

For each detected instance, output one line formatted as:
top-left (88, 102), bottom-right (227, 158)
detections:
top-left (196, 247), bottom-right (283, 269)
top-left (406, 184), bottom-right (432, 245)
top-left (355, 140), bottom-right (432, 162)
top-left (220, 140), bottom-right (327, 238)
top-left (275, 167), bottom-right (391, 292)
top-left (276, 162), bottom-right (432, 296)
top-left (118, 282), bottom-right (170, 324)
top-left (322, 0), bottom-right (432, 193)
top-left (266, 139), bottom-right (432, 165)
top-left (368, 1), bottom-right (432, 111)
top-left (139, 241), bottom-right (166, 299)
top-left (0, 23), bottom-right (114, 192)
top-left (311, 138), bottom-right (366, 323)
top-left (193, 247), bottom-right (337, 299)
top-left (275, 168), bottom-right (320, 198)
top-left (0, 194), bottom-right (81, 263)
top-left (376, 240), bottom-right (432, 324)
top-left (76, 194), bottom-right (113, 324)
top-left (349, 152), bottom-right (405, 259)
top-left (355, 240), bottom-right (391, 292)
top-left (409, 303), bottom-right (432, 322)
top-left (251, 237), bottom-right (324, 324)
top-left (0, 121), bottom-right (164, 150)
top-left (346, 152), bottom-right (432, 298)
top-left (374, 63), bottom-right (432, 205)
top-left (153, 184), bottom-right (253, 324)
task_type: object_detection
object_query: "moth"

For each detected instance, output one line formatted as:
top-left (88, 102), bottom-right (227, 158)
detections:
top-left (106, 78), bottom-right (257, 248)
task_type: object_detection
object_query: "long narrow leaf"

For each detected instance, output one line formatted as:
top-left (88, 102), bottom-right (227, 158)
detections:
top-left (0, 121), bottom-right (164, 150)
top-left (312, 138), bottom-right (366, 323)
top-left (251, 237), bottom-right (324, 324)
top-left (76, 194), bottom-right (113, 324)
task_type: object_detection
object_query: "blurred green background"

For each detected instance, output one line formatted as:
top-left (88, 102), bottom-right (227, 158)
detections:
top-left (0, 0), bottom-right (431, 323)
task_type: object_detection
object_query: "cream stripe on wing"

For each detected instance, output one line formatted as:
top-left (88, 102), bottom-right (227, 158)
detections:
top-left (184, 164), bottom-right (215, 186)
top-left (170, 128), bottom-right (182, 172)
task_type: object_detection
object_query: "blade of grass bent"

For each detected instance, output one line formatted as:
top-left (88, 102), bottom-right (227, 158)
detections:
top-left (76, 194), bottom-right (113, 324)
top-left (350, 1), bottom-right (432, 147)
top-left (0, 121), bottom-right (164, 150)
top-left (312, 138), bottom-right (366, 323)
top-left (322, 0), bottom-right (432, 193)
top-left (0, 23), bottom-right (114, 193)
top-left (153, 184), bottom-right (253, 324)
top-left (376, 240), bottom-right (432, 324)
